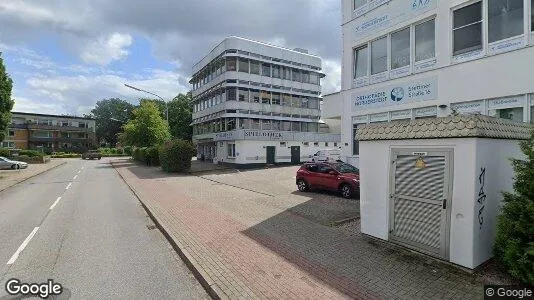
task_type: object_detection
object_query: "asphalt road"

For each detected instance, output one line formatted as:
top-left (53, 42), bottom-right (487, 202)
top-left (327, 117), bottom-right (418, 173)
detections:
top-left (0, 158), bottom-right (208, 299)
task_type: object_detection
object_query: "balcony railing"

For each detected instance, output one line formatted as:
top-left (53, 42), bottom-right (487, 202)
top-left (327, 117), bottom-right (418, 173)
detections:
top-left (26, 123), bottom-right (93, 131)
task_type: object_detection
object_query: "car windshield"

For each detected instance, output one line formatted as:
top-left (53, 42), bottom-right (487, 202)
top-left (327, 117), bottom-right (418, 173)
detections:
top-left (0, 156), bottom-right (9, 162)
top-left (331, 162), bottom-right (359, 174)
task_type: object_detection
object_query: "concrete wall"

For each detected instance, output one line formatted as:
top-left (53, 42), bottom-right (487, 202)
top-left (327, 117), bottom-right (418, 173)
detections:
top-left (359, 137), bottom-right (522, 268)
top-left (322, 92), bottom-right (342, 119)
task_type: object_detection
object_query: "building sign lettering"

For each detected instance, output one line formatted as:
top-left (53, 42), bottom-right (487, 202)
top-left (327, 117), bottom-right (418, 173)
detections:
top-left (352, 77), bottom-right (437, 111)
top-left (488, 96), bottom-right (524, 110)
top-left (353, 0), bottom-right (436, 41)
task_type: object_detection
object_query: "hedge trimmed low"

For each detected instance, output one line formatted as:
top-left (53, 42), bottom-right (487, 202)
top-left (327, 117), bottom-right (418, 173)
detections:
top-left (159, 139), bottom-right (195, 173)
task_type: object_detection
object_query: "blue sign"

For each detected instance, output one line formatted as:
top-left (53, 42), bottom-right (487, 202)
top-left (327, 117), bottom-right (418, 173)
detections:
top-left (391, 87), bottom-right (404, 102)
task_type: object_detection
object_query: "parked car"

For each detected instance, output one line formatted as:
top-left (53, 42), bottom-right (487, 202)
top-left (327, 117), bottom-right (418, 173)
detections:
top-left (296, 161), bottom-right (359, 199)
top-left (81, 150), bottom-right (102, 160)
top-left (310, 149), bottom-right (341, 163)
top-left (0, 156), bottom-right (29, 170)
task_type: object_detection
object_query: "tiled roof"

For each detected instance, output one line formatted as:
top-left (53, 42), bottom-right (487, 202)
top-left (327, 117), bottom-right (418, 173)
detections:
top-left (357, 114), bottom-right (532, 141)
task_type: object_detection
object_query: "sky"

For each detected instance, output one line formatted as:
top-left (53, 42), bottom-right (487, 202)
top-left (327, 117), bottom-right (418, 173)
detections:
top-left (0, 0), bottom-right (342, 116)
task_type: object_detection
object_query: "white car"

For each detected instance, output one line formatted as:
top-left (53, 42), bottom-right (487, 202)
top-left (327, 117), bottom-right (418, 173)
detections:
top-left (310, 149), bottom-right (342, 163)
top-left (0, 156), bottom-right (28, 170)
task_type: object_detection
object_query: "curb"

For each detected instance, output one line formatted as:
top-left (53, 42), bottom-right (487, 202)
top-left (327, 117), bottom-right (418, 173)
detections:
top-left (0, 161), bottom-right (67, 193)
top-left (110, 161), bottom-right (223, 300)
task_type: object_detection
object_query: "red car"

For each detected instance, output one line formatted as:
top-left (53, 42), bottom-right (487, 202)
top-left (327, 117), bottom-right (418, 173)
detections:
top-left (296, 162), bottom-right (360, 199)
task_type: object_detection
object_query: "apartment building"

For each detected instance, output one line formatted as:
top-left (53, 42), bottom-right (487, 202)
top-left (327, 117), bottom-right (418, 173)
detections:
top-left (1, 112), bottom-right (96, 151)
top-left (340, 0), bottom-right (534, 165)
top-left (190, 36), bottom-right (340, 166)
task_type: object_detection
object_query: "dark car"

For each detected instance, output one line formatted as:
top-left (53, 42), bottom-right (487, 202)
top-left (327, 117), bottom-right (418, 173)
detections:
top-left (296, 161), bottom-right (360, 199)
top-left (82, 150), bottom-right (102, 160)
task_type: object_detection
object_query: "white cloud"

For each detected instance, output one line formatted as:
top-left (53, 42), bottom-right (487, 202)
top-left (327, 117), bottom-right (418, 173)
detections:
top-left (321, 59), bottom-right (341, 95)
top-left (80, 33), bottom-right (133, 65)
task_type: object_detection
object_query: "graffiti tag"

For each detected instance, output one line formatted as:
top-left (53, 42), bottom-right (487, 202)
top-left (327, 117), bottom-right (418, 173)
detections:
top-left (477, 167), bottom-right (487, 230)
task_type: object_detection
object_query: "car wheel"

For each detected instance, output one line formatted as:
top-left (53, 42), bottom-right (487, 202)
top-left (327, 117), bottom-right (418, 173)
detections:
top-left (297, 179), bottom-right (309, 192)
top-left (340, 184), bottom-right (352, 199)
top-left (12, 164), bottom-right (20, 170)
top-left (98, 157), bottom-right (101, 160)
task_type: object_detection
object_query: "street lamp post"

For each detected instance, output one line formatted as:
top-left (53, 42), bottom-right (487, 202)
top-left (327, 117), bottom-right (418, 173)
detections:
top-left (124, 84), bottom-right (168, 123)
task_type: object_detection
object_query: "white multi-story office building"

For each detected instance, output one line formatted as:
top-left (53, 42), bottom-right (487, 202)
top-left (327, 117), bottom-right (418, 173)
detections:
top-left (340, 0), bottom-right (534, 165)
top-left (190, 36), bottom-right (340, 166)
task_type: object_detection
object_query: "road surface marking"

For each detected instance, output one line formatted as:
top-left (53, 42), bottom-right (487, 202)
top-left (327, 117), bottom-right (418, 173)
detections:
top-left (7, 227), bottom-right (40, 265)
top-left (65, 183), bottom-right (72, 190)
top-left (49, 197), bottom-right (61, 210)
top-left (77, 170), bottom-right (81, 174)
top-left (73, 175), bottom-right (78, 180)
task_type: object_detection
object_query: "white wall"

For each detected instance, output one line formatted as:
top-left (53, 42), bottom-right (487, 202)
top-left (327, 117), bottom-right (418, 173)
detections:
top-left (322, 92), bottom-right (342, 119)
top-left (472, 138), bottom-right (523, 267)
top-left (359, 137), bottom-right (524, 268)
top-left (215, 140), bottom-right (338, 165)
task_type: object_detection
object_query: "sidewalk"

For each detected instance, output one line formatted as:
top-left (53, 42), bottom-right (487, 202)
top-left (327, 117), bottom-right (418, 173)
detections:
top-left (0, 159), bottom-right (67, 192)
top-left (112, 160), bottom-right (511, 300)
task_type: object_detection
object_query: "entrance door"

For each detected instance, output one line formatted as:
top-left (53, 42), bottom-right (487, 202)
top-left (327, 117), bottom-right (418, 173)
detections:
top-left (290, 146), bottom-right (300, 164)
top-left (266, 146), bottom-right (276, 164)
top-left (389, 149), bottom-right (453, 259)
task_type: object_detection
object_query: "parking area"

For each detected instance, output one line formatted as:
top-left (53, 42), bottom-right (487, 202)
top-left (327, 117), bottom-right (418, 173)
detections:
top-left (0, 159), bottom-right (66, 192)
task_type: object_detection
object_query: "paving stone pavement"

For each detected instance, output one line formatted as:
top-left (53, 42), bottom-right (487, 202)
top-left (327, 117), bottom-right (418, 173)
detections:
top-left (112, 160), bottom-right (498, 300)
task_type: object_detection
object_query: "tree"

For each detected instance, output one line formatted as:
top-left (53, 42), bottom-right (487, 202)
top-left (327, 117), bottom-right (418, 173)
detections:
top-left (494, 129), bottom-right (534, 284)
top-left (168, 92), bottom-right (193, 141)
top-left (120, 101), bottom-right (170, 147)
top-left (139, 98), bottom-right (166, 120)
top-left (0, 52), bottom-right (14, 142)
top-left (90, 98), bottom-right (134, 146)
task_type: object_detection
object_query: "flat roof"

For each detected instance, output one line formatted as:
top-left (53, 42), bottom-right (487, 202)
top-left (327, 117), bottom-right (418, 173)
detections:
top-left (192, 36), bottom-right (321, 69)
top-left (12, 111), bottom-right (95, 120)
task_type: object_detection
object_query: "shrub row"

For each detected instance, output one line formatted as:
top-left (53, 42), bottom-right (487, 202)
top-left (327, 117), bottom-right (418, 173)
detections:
top-left (50, 153), bottom-right (81, 158)
top-left (98, 147), bottom-right (125, 155)
top-left (129, 140), bottom-right (195, 172)
top-left (132, 146), bottom-right (160, 166)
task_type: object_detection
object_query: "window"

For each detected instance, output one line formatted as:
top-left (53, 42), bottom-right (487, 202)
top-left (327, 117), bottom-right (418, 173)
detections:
top-left (488, 0), bottom-right (524, 43)
top-left (272, 120), bottom-right (281, 131)
top-left (308, 123), bottom-right (318, 132)
top-left (239, 118), bottom-right (251, 129)
top-left (279, 142), bottom-right (286, 147)
top-left (301, 71), bottom-right (310, 83)
top-left (391, 28), bottom-right (410, 69)
top-left (291, 95), bottom-right (300, 107)
top-left (251, 89), bottom-right (260, 103)
top-left (354, 0), bottom-right (366, 10)
top-left (313, 142), bottom-right (319, 147)
top-left (453, 2), bottom-right (483, 56)
top-left (227, 88), bottom-right (237, 101)
top-left (272, 65), bottom-right (281, 78)
top-left (61, 121), bottom-right (69, 127)
top-left (283, 67), bottom-right (291, 80)
top-left (334, 142), bottom-right (338, 147)
top-left (300, 97), bottom-right (309, 108)
top-left (282, 121), bottom-right (291, 131)
top-left (309, 98), bottom-right (319, 109)
top-left (353, 46), bottom-right (368, 78)
top-left (301, 122), bottom-right (309, 132)
top-left (415, 19), bottom-right (436, 62)
top-left (226, 57), bottom-right (237, 71)
top-left (325, 142), bottom-right (329, 147)
top-left (261, 91), bottom-right (270, 104)
top-left (282, 94), bottom-right (291, 106)
top-left (227, 118), bottom-right (236, 131)
top-left (532, 0), bottom-right (534, 32)
top-left (310, 73), bottom-right (320, 85)
top-left (227, 144), bottom-right (236, 158)
top-left (371, 37), bottom-right (387, 74)
top-left (8, 130), bottom-right (15, 137)
top-left (238, 88), bottom-right (249, 101)
top-left (490, 107), bottom-right (524, 122)
top-left (238, 58), bottom-right (249, 73)
top-left (531, 106), bottom-right (534, 123)
top-left (252, 119), bottom-right (261, 129)
top-left (272, 93), bottom-right (281, 105)
top-left (250, 60), bottom-right (260, 74)
top-left (262, 120), bottom-right (271, 130)
top-left (292, 122), bottom-right (301, 132)
top-left (353, 124), bottom-right (359, 155)
top-left (262, 63), bottom-right (271, 76)
top-left (292, 69), bottom-right (301, 81)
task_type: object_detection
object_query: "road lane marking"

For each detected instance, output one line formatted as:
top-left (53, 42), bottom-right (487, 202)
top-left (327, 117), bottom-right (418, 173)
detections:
top-left (73, 175), bottom-right (78, 180)
top-left (77, 170), bottom-right (81, 174)
top-left (49, 197), bottom-right (61, 210)
top-left (65, 183), bottom-right (72, 190)
top-left (7, 227), bottom-right (40, 265)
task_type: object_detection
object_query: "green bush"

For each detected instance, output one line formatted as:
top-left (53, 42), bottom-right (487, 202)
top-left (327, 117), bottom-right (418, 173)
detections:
top-left (494, 129), bottom-right (534, 284)
top-left (124, 146), bottom-right (133, 156)
top-left (15, 155), bottom-right (46, 164)
top-left (145, 146), bottom-right (160, 166)
top-left (0, 148), bottom-right (10, 157)
top-left (159, 139), bottom-right (195, 173)
top-left (138, 147), bottom-right (148, 163)
top-left (20, 150), bottom-right (44, 157)
top-left (132, 147), bottom-right (141, 161)
top-left (51, 153), bottom-right (81, 158)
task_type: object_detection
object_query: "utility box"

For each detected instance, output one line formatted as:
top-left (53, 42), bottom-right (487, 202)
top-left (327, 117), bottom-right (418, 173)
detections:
top-left (357, 115), bottom-right (531, 269)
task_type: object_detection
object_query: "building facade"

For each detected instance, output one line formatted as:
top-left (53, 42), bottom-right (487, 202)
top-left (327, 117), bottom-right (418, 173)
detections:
top-left (1, 112), bottom-right (96, 151)
top-left (341, 0), bottom-right (534, 165)
top-left (190, 36), bottom-right (340, 165)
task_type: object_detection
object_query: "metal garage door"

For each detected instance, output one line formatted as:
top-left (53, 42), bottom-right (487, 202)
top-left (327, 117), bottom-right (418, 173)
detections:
top-left (389, 149), bottom-right (452, 259)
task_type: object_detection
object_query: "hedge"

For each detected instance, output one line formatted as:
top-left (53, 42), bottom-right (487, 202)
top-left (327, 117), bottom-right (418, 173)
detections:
top-left (159, 139), bottom-right (195, 172)
top-left (14, 155), bottom-right (49, 164)
top-left (132, 147), bottom-right (141, 161)
top-left (0, 148), bottom-right (10, 157)
top-left (124, 146), bottom-right (133, 156)
top-left (51, 153), bottom-right (81, 158)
